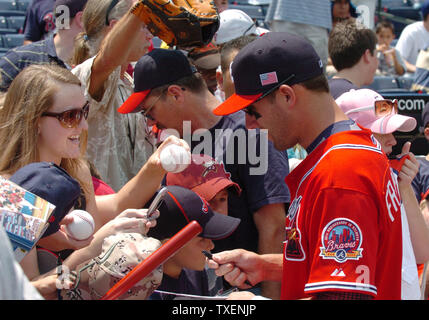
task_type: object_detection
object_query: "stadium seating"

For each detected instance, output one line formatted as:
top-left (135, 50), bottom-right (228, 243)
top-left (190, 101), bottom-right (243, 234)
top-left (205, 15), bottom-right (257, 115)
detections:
top-left (363, 75), bottom-right (402, 92)
top-left (2, 33), bottom-right (24, 48)
top-left (397, 76), bottom-right (415, 90)
top-left (16, 0), bottom-right (29, 12)
top-left (7, 15), bottom-right (24, 32)
top-left (0, 0), bottom-right (27, 53)
top-left (0, 0), bottom-right (18, 11)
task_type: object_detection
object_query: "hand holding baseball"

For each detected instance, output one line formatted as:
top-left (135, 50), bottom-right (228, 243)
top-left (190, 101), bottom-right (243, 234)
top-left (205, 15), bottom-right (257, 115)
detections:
top-left (63, 210), bottom-right (95, 241)
top-left (151, 136), bottom-right (191, 173)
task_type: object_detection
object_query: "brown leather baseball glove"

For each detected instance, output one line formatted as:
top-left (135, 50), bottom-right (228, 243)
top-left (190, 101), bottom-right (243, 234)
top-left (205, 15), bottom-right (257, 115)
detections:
top-left (131, 0), bottom-right (219, 48)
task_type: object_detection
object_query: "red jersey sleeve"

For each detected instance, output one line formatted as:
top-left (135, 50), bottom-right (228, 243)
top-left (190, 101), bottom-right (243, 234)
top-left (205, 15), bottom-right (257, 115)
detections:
top-left (304, 187), bottom-right (380, 297)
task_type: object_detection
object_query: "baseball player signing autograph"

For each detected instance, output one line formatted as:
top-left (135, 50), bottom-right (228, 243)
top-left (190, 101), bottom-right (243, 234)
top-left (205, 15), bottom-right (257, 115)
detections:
top-left (209, 32), bottom-right (404, 300)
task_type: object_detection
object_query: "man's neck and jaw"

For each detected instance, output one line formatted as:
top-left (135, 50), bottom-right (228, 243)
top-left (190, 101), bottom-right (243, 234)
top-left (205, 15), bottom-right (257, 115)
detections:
top-left (333, 66), bottom-right (367, 88)
top-left (424, 18), bottom-right (429, 32)
top-left (182, 90), bottom-right (224, 135)
top-left (295, 89), bottom-right (350, 151)
top-left (54, 27), bottom-right (80, 65)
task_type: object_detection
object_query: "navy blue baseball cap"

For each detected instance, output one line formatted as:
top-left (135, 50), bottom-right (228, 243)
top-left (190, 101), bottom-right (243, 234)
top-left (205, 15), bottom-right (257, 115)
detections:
top-left (118, 49), bottom-right (197, 114)
top-left (213, 32), bottom-right (324, 116)
top-left (147, 185), bottom-right (240, 240)
top-left (9, 162), bottom-right (81, 237)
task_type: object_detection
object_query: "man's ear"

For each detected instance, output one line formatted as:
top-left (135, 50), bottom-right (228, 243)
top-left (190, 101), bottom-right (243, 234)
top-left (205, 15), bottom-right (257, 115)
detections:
top-left (363, 48), bottom-right (375, 63)
top-left (167, 85), bottom-right (186, 102)
top-left (216, 69), bottom-right (224, 91)
top-left (74, 11), bottom-right (84, 30)
top-left (278, 84), bottom-right (296, 107)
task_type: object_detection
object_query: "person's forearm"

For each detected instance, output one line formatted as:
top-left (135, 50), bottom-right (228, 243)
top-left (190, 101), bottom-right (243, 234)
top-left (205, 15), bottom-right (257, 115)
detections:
top-left (96, 161), bottom-right (165, 221)
top-left (253, 203), bottom-right (286, 298)
top-left (96, 11), bottom-right (142, 71)
top-left (259, 254), bottom-right (284, 282)
top-left (401, 184), bottom-right (429, 263)
top-left (89, 7), bottom-right (145, 99)
top-left (254, 203), bottom-right (286, 255)
top-left (393, 57), bottom-right (405, 75)
top-left (404, 60), bottom-right (416, 73)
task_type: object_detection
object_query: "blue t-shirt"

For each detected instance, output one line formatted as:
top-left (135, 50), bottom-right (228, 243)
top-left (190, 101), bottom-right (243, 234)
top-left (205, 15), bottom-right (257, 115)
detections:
top-left (328, 78), bottom-right (358, 99)
top-left (412, 157), bottom-right (429, 202)
top-left (191, 111), bottom-right (291, 254)
top-left (23, 0), bottom-right (56, 42)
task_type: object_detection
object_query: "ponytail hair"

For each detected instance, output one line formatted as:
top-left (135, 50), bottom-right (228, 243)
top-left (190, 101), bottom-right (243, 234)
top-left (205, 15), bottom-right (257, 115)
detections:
top-left (71, 0), bottom-right (131, 66)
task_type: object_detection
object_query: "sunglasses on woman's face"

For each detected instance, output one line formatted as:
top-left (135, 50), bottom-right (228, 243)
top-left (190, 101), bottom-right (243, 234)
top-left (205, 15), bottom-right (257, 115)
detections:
top-left (42, 102), bottom-right (90, 128)
top-left (374, 99), bottom-right (398, 117)
top-left (345, 99), bottom-right (398, 117)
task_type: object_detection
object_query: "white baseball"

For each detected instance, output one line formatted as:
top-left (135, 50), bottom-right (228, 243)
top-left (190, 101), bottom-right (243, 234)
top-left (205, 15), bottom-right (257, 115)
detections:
top-left (64, 210), bottom-right (95, 240)
top-left (159, 143), bottom-right (191, 173)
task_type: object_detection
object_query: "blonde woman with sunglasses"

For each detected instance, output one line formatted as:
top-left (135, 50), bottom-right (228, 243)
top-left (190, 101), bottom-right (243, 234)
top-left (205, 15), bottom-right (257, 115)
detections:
top-left (336, 88), bottom-right (429, 300)
top-left (0, 65), bottom-right (189, 294)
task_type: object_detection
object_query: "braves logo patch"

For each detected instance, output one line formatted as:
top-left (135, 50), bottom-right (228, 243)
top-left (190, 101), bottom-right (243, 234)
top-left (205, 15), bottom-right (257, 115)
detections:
top-left (319, 218), bottom-right (363, 263)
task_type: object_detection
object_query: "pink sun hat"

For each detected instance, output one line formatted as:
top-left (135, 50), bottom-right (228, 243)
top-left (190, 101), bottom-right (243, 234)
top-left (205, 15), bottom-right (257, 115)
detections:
top-left (335, 88), bottom-right (416, 134)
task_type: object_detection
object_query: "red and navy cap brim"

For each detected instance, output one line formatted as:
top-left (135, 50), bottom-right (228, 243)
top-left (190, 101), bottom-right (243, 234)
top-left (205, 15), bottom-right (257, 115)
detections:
top-left (213, 92), bottom-right (262, 116)
top-left (117, 90), bottom-right (150, 114)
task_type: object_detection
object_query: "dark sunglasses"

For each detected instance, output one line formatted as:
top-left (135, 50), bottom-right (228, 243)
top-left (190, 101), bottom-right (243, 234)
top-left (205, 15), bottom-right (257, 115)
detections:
top-left (243, 74), bottom-right (295, 120)
top-left (42, 102), bottom-right (90, 128)
top-left (243, 104), bottom-right (262, 119)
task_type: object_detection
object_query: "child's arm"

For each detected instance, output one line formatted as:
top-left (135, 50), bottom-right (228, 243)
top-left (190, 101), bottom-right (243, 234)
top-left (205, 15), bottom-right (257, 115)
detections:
top-left (390, 48), bottom-right (405, 75)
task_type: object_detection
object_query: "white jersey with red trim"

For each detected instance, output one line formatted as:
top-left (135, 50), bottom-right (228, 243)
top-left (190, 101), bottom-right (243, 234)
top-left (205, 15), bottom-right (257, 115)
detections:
top-left (281, 128), bottom-right (402, 300)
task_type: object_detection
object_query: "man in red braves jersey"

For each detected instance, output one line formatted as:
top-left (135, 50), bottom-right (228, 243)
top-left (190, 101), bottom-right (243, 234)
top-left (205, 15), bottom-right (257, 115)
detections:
top-left (208, 32), bottom-right (403, 300)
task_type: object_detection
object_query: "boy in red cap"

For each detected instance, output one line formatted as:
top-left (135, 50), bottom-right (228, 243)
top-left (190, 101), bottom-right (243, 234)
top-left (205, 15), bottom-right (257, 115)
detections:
top-left (166, 154), bottom-right (241, 215)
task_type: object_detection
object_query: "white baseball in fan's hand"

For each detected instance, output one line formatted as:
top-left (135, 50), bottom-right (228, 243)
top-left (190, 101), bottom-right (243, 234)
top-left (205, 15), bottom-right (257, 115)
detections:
top-left (64, 210), bottom-right (95, 240)
top-left (160, 143), bottom-right (191, 173)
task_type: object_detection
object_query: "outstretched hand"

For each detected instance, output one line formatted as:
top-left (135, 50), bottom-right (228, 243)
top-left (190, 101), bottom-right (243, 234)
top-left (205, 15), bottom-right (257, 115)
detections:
top-left (207, 249), bottom-right (263, 289)
top-left (397, 141), bottom-right (420, 187)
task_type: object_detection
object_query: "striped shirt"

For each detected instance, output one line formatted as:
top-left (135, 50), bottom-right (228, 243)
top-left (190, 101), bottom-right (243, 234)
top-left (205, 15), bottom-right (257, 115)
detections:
top-left (0, 34), bottom-right (68, 91)
top-left (265, 0), bottom-right (332, 30)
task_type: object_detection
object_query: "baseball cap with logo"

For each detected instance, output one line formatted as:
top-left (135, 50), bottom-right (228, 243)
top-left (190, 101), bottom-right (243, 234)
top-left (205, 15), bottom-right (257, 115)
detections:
top-left (166, 154), bottom-right (241, 201)
top-left (147, 185), bottom-right (240, 240)
top-left (117, 49), bottom-right (197, 114)
top-left (213, 32), bottom-right (324, 116)
top-left (9, 162), bottom-right (81, 237)
top-left (213, 9), bottom-right (269, 45)
top-left (336, 88), bottom-right (416, 134)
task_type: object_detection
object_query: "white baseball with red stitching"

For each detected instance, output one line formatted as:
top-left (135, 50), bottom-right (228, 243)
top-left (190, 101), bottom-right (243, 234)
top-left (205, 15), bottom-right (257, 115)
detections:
top-left (160, 143), bottom-right (191, 173)
top-left (64, 210), bottom-right (95, 240)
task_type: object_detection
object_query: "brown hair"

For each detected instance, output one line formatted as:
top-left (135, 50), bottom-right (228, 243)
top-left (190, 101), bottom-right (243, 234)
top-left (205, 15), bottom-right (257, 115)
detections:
top-left (329, 20), bottom-right (377, 71)
top-left (71, 0), bottom-right (131, 66)
top-left (149, 72), bottom-right (208, 98)
top-left (375, 21), bottom-right (395, 35)
top-left (220, 34), bottom-right (257, 73)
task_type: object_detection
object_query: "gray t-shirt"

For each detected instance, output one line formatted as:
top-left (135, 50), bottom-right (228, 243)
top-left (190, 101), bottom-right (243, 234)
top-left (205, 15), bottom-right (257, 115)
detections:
top-left (0, 226), bottom-right (43, 300)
